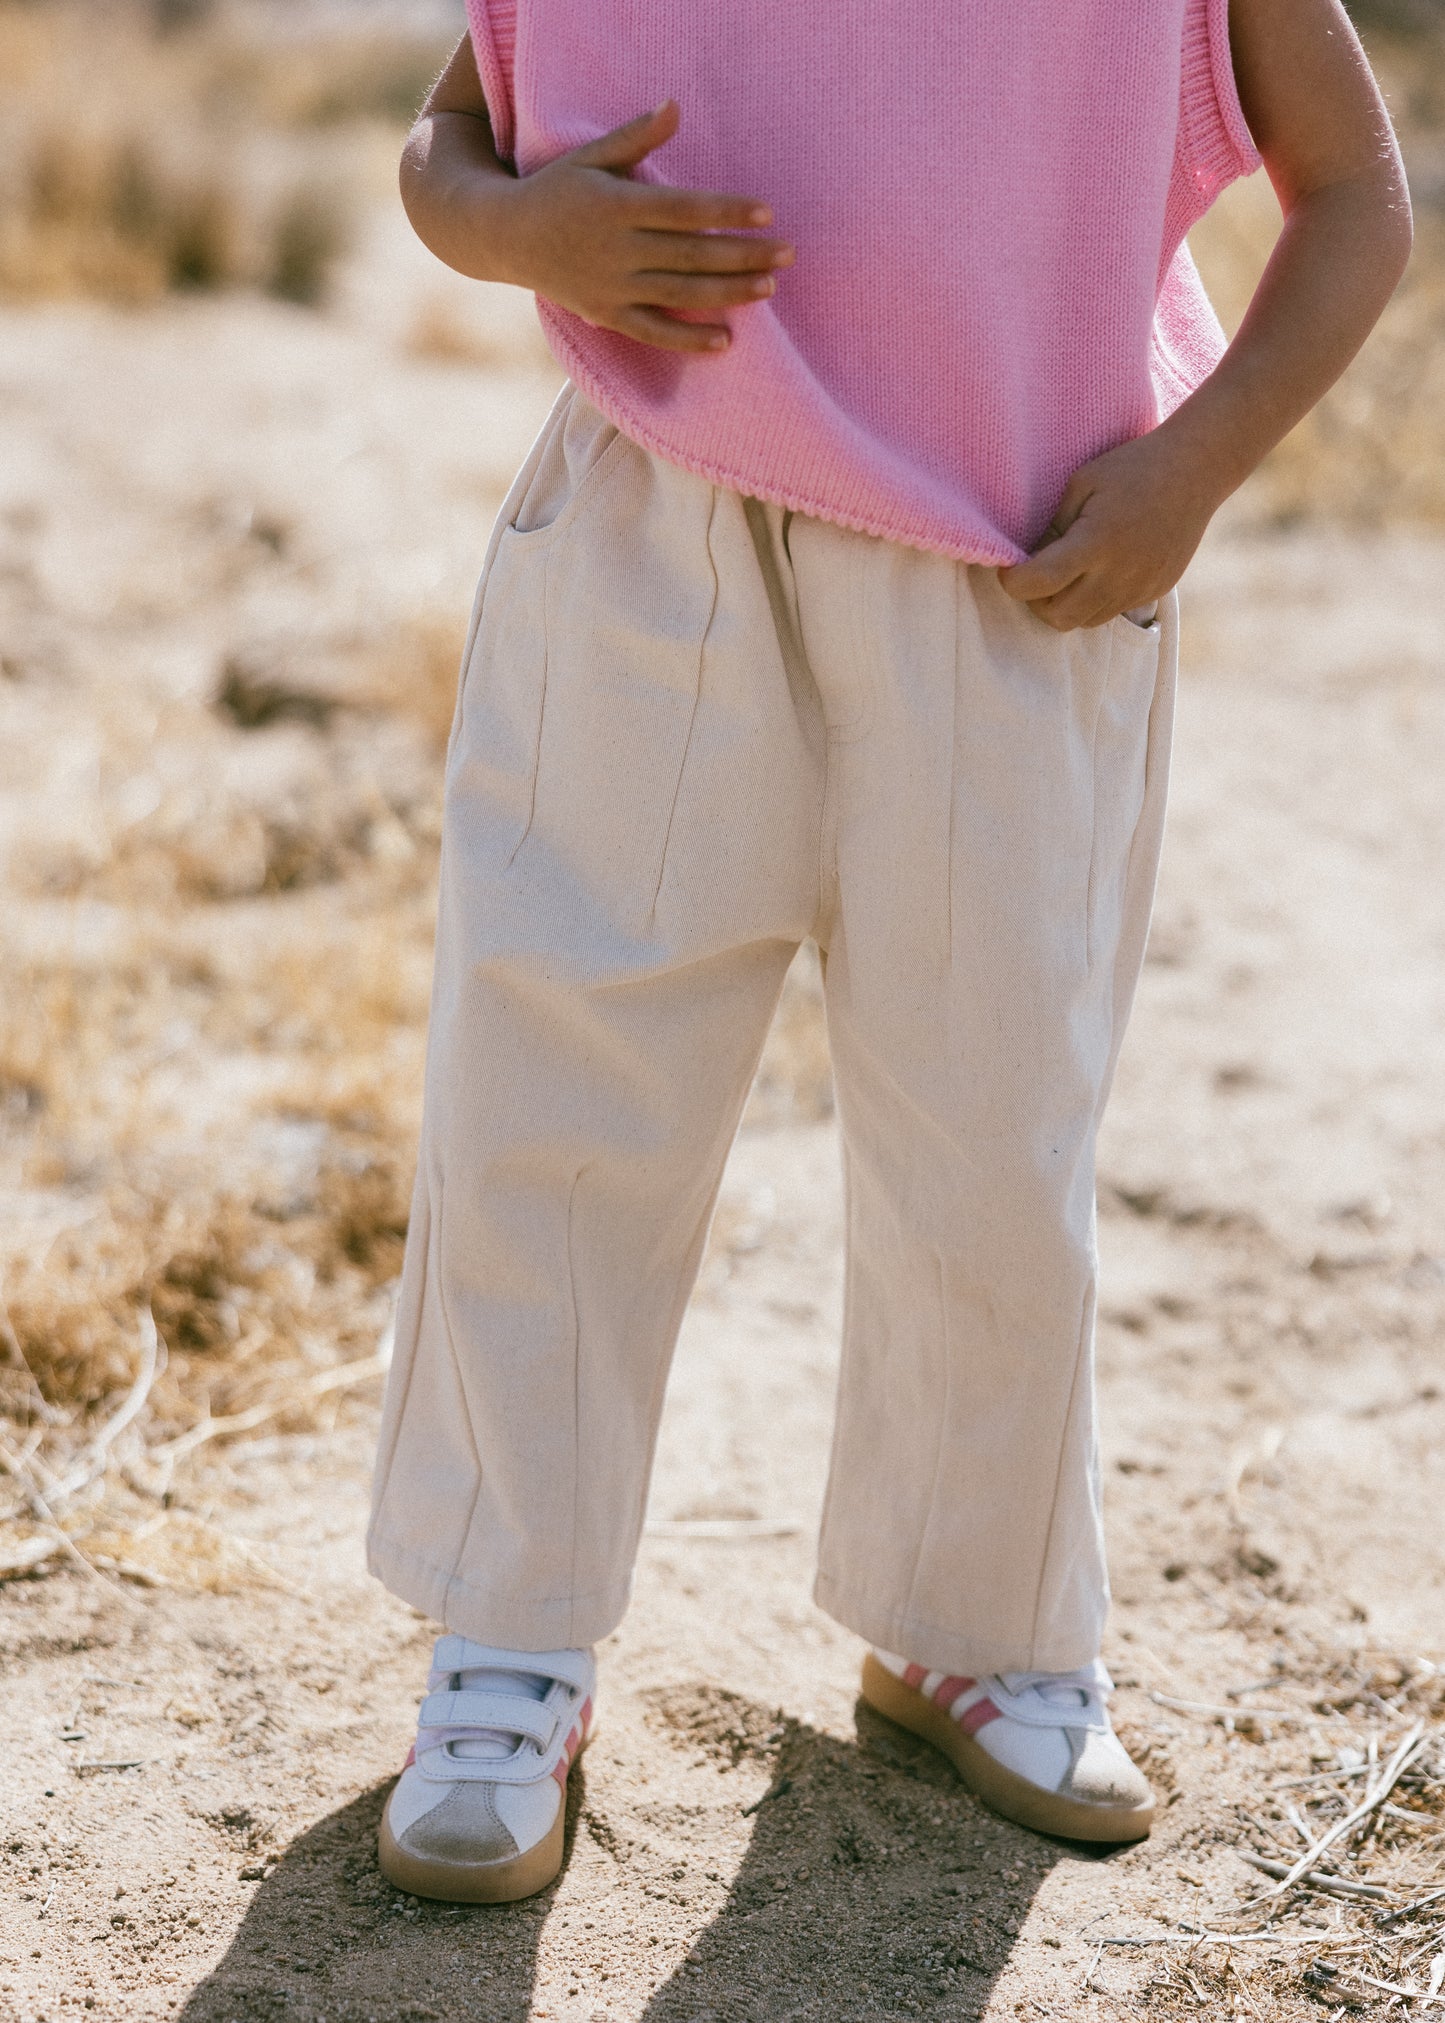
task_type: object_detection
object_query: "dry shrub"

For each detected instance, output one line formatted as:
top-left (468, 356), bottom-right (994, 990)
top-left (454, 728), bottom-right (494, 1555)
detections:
top-left (15, 668), bottom-right (447, 908)
top-left (83, 1508), bottom-right (297, 1594)
top-left (38, 781), bottom-right (365, 905)
top-left (264, 178), bottom-right (348, 307)
top-left (357, 615), bottom-right (465, 753)
top-left (0, 121), bottom-right (349, 307)
top-left (0, 1), bottom-right (410, 307)
top-left (5, 127), bottom-right (239, 303)
top-left (0, 1160), bottom-right (408, 1575)
top-left (223, 27), bottom-right (444, 132)
top-left (4, 1159), bottom-right (407, 1417)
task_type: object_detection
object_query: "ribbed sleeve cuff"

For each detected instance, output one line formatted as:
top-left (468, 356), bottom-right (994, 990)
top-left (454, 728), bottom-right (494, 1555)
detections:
top-left (465, 0), bottom-right (517, 162)
top-left (1180, 0), bottom-right (1262, 194)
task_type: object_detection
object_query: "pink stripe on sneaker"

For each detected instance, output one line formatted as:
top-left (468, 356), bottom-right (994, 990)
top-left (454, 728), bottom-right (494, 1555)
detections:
top-left (932, 1675), bottom-right (977, 1710)
top-left (958, 1697), bottom-right (1002, 1735)
top-left (550, 1704), bottom-right (591, 1788)
top-left (403, 1744), bottom-right (416, 1769)
top-left (903, 1664), bottom-right (928, 1691)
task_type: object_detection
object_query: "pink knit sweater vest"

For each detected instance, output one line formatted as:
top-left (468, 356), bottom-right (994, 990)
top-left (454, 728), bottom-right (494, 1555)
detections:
top-left (465, 0), bottom-right (1260, 564)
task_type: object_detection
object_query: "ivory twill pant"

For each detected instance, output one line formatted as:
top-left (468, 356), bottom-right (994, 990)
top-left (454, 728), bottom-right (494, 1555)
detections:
top-left (368, 387), bottom-right (1178, 1677)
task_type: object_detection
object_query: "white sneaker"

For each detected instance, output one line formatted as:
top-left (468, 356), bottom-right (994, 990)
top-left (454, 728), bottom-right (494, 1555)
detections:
top-left (379, 1637), bottom-right (596, 1902)
top-left (862, 1649), bottom-right (1153, 1843)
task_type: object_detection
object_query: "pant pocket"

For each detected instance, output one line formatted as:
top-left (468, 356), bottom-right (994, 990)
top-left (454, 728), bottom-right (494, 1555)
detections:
top-left (447, 391), bottom-right (635, 866)
top-left (516, 452), bottom-right (721, 937)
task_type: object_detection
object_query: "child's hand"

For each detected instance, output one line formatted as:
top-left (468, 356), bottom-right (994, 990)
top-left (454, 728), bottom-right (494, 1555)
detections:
top-left (496, 101), bottom-right (794, 354)
top-left (1000, 0), bottom-right (1412, 634)
top-left (402, 41), bottom-right (794, 357)
top-left (996, 430), bottom-right (1223, 631)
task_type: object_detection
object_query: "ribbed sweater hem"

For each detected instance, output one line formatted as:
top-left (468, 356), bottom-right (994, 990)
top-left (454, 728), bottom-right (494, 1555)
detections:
top-left (537, 302), bottom-right (1028, 567)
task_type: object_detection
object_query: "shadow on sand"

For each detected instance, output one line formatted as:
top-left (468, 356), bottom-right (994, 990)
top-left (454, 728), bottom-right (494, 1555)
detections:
top-left (179, 1694), bottom-right (1115, 2021)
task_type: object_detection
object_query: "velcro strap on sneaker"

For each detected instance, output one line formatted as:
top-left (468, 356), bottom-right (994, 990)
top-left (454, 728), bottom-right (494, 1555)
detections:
top-left (418, 1691), bottom-right (559, 1748)
top-left (432, 1637), bottom-right (594, 1696)
top-left (988, 1666), bottom-right (1113, 1733)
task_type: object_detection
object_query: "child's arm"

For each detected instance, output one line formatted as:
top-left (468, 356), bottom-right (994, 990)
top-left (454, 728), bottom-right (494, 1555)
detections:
top-left (999, 0), bottom-right (1412, 631)
top-left (399, 37), bottom-right (793, 355)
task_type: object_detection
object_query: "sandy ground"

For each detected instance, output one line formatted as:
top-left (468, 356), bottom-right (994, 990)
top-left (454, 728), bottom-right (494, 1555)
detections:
top-left (3, 199), bottom-right (1445, 2023)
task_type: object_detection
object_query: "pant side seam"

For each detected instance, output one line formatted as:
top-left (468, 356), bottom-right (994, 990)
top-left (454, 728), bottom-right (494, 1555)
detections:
top-left (423, 1173), bottom-right (487, 1627)
top-left (814, 1135), bottom-right (854, 1569)
top-left (898, 1243), bottom-right (952, 1632)
top-left (564, 1161), bottom-right (586, 1641)
top-left (1083, 622), bottom-right (1116, 975)
top-left (1025, 1284), bottom-right (1094, 1666)
top-left (647, 487), bottom-right (718, 926)
top-left (1100, 614), bottom-right (1176, 1108)
top-left (367, 1164), bottom-right (428, 1519)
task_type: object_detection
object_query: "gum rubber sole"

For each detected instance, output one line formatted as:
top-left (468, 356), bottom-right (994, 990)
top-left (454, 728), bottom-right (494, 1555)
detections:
top-left (379, 1799), bottom-right (564, 1903)
top-left (379, 1728), bottom-right (595, 1904)
top-left (860, 1653), bottom-right (1154, 1846)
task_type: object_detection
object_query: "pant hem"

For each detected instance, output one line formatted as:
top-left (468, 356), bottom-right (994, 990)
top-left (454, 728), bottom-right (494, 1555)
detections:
top-left (812, 1570), bottom-right (1103, 1679)
top-left (367, 1525), bottom-right (632, 1651)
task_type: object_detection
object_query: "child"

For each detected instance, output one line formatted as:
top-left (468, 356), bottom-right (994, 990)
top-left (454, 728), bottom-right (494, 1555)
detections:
top-left (367, 0), bottom-right (1410, 1901)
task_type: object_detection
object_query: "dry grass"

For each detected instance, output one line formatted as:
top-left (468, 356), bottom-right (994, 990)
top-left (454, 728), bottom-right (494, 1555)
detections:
top-left (0, 594), bottom-right (453, 1583)
top-left (0, 0), bottom-right (450, 306)
top-left (1129, 1658), bottom-right (1445, 2017)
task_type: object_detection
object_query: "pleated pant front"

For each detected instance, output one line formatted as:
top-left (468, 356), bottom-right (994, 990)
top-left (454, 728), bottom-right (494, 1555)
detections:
top-left (368, 386), bottom-right (1178, 1677)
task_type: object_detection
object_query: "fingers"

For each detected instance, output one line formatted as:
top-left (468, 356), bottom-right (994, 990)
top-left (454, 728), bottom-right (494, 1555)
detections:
top-left (611, 305), bottom-right (733, 353)
top-left (569, 108), bottom-right (776, 234)
top-left (630, 228), bottom-right (793, 275)
top-left (618, 182), bottom-right (776, 233)
top-left (1025, 590), bottom-right (1113, 633)
top-left (633, 268), bottom-right (779, 312)
top-left (996, 524), bottom-right (1091, 605)
top-left (572, 100), bottom-right (682, 173)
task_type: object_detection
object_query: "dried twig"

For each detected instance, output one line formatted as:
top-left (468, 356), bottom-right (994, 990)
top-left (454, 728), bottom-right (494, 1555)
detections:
top-left (1150, 1689), bottom-right (1305, 1724)
top-left (1256, 1725), bottom-right (1428, 1902)
top-left (1381, 1888), bottom-right (1445, 1927)
top-left (1320, 1963), bottom-right (1445, 2005)
top-left (1237, 1850), bottom-right (1392, 1903)
top-left (1099, 1930), bottom-right (1368, 1949)
top-left (154, 1349), bottom-right (389, 1461)
top-left (741, 1776), bottom-right (793, 1816)
top-left (44, 1307), bottom-right (164, 1509)
top-left (0, 1294), bottom-right (70, 1425)
top-left (1276, 1764), bottom-right (1372, 1791)
top-left (0, 1433), bottom-right (144, 1611)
